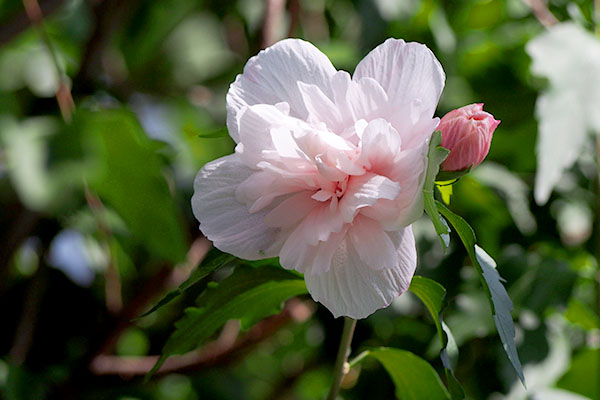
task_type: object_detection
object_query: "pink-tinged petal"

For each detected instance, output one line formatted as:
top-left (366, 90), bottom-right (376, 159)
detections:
top-left (331, 72), bottom-right (389, 125)
top-left (279, 227), bottom-right (348, 274)
top-left (362, 143), bottom-right (428, 229)
top-left (348, 216), bottom-right (397, 270)
top-left (353, 39), bottom-right (445, 119)
top-left (358, 118), bottom-right (402, 174)
top-left (227, 39), bottom-right (337, 142)
top-left (304, 226), bottom-right (417, 319)
top-left (235, 104), bottom-right (293, 167)
top-left (298, 82), bottom-right (344, 131)
top-left (264, 191), bottom-right (319, 228)
top-left (338, 173), bottom-right (402, 222)
top-left (192, 154), bottom-right (284, 260)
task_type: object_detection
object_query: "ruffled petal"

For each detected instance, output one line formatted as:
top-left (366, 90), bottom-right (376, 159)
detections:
top-left (227, 39), bottom-right (337, 142)
top-left (361, 143), bottom-right (428, 229)
top-left (338, 172), bottom-right (402, 222)
top-left (304, 225), bottom-right (417, 319)
top-left (192, 154), bottom-right (284, 260)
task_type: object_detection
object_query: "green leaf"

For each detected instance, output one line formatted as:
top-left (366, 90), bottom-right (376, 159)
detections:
top-left (138, 248), bottom-right (235, 318)
top-left (435, 166), bottom-right (472, 182)
top-left (423, 131), bottom-right (451, 250)
top-left (183, 123), bottom-right (229, 139)
top-left (80, 109), bottom-right (187, 263)
top-left (148, 266), bottom-right (307, 377)
top-left (409, 276), bottom-right (446, 345)
top-left (557, 348), bottom-right (600, 399)
top-left (368, 348), bottom-right (451, 400)
top-left (409, 276), bottom-right (464, 399)
top-left (436, 200), bottom-right (525, 386)
top-left (565, 298), bottom-right (600, 330)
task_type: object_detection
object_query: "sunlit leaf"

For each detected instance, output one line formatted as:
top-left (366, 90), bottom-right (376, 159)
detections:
top-left (148, 266), bottom-right (307, 377)
top-left (409, 276), bottom-right (464, 399)
top-left (423, 130), bottom-right (450, 250)
top-left (436, 200), bottom-right (525, 385)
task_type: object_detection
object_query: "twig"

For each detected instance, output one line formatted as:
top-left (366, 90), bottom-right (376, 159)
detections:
top-left (261, 0), bottom-right (287, 49)
top-left (526, 0), bottom-right (558, 28)
top-left (287, 0), bottom-right (300, 38)
top-left (72, 0), bottom-right (142, 94)
top-left (89, 299), bottom-right (313, 377)
top-left (22, 0), bottom-right (75, 121)
top-left (9, 260), bottom-right (47, 365)
top-left (0, 205), bottom-right (40, 288)
top-left (84, 187), bottom-right (122, 314)
top-left (0, 0), bottom-right (63, 47)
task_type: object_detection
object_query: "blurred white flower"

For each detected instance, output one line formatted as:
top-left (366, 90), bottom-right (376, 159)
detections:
top-left (526, 22), bottom-right (600, 204)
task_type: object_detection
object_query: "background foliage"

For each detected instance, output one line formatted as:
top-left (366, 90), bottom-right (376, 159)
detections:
top-left (0, 0), bottom-right (598, 399)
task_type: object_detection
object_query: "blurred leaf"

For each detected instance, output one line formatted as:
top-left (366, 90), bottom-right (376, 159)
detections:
top-left (409, 276), bottom-right (464, 399)
top-left (423, 130), bottom-right (450, 251)
top-left (139, 248), bottom-right (235, 318)
top-left (80, 108), bottom-right (187, 263)
top-left (121, 0), bottom-right (197, 71)
top-left (557, 348), bottom-right (600, 400)
top-left (565, 299), bottom-right (600, 330)
top-left (0, 116), bottom-right (60, 211)
top-left (367, 348), bottom-right (451, 400)
top-left (436, 200), bottom-right (525, 385)
top-left (183, 123), bottom-right (229, 139)
top-left (5, 364), bottom-right (46, 400)
top-left (149, 266), bottom-right (307, 377)
top-left (116, 328), bottom-right (150, 356)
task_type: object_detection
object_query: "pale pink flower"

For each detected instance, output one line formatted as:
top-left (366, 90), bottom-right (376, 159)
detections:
top-left (192, 38), bottom-right (445, 319)
top-left (439, 103), bottom-right (500, 172)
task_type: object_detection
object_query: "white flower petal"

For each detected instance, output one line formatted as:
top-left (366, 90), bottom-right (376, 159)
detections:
top-left (339, 172), bottom-right (402, 222)
top-left (348, 216), bottom-right (397, 270)
top-left (361, 143), bottom-right (428, 229)
top-left (227, 39), bottom-right (337, 142)
top-left (354, 38), bottom-right (445, 119)
top-left (192, 154), bottom-right (284, 259)
top-left (304, 225), bottom-right (417, 319)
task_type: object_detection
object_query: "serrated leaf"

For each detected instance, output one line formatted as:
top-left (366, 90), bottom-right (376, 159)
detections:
top-left (409, 276), bottom-right (464, 399)
top-left (436, 200), bottom-right (525, 386)
top-left (423, 131), bottom-right (451, 250)
top-left (138, 248), bottom-right (235, 318)
top-left (148, 266), bottom-right (307, 377)
top-left (368, 348), bottom-right (451, 400)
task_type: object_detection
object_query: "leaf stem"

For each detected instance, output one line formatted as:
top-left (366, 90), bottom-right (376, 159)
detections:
top-left (327, 317), bottom-right (357, 400)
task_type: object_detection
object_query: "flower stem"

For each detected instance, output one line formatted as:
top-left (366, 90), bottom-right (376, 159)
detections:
top-left (327, 317), bottom-right (357, 400)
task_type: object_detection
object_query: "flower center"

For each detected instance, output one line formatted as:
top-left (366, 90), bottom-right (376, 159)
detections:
top-left (334, 178), bottom-right (348, 198)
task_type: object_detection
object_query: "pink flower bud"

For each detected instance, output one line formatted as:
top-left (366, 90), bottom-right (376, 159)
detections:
top-left (438, 103), bottom-right (500, 172)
